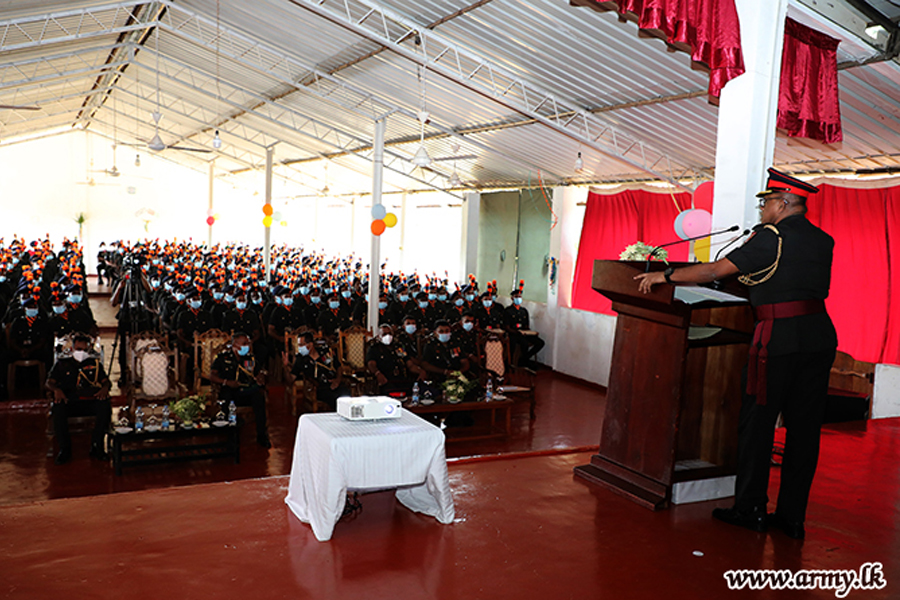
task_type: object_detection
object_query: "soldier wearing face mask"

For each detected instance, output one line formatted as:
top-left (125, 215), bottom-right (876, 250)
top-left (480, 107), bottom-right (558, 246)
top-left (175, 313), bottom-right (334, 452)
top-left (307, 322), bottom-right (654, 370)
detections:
top-left (175, 289), bottom-right (215, 382)
top-left (453, 312), bottom-right (481, 375)
top-left (408, 292), bottom-right (433, 332)
top-left (210, 332), bottom-right (270, 448)
top-left (46, 334), bottom-right (111, 464)
top-left (303, 286), bottom-right (324, 326)
top-left (316, 292), bottom-right (351, 337)
top-left (366, 324), bottom-right (426, 394)
top-left (421, 320), bottom-right (470, 382)
top-left (268, 288), bottom-right (306, 358)
top-left (221, 292), bottom-right (266, 363)
top-left (396, 315), bottom-right (422, 362)
top-left (285, 332), bottom-right (349, 410)
top-left (388, 284), bottom-right (413, 324)
top-left (443, 290), bottom-right (468, 323)
top-left (473, 291), bottom-right (504, 330)
top-left (6, 296), bottom-right (51, 369)
top-left (504, 288), bottom-right (544, 368)
top-left (47, 295), bottom-right (96, 339)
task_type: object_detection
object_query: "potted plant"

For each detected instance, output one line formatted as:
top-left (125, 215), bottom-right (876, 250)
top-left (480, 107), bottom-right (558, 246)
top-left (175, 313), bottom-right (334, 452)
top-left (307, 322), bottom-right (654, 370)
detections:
top-left (441, 371), bottom-right (478, 404)
top-left (169, 395), bottom-right (206, 428)
top-left (619, 241), bottom-right (668, 262)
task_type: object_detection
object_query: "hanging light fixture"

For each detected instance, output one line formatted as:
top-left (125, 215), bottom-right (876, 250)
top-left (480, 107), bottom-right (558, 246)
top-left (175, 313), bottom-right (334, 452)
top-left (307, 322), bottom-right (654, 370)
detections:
top-left (134, 153), bottom-right (141, 167)
top-left (412, 63), bottom-right (431, 167)
top-left (213, 130), bottom-right (222, 149)
top-left (212, 0), bottom-right (225, 151)
top-left (448, 171), bottom-right (461, 187)
top-left (574, 151), bottom-right (584, 173)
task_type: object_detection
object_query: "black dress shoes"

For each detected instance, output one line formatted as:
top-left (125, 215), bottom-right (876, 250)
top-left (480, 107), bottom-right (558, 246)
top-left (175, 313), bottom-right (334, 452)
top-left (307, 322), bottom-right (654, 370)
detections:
top-left (89, 445), bottom-right (108, 460)
top-left (768, 513), bottom-right (805, 539)
top-left (257, 435), bottom-right (272, 449)
top-left (55, 450), bottom-right (72, 465)
top-left (712, 506), bottom-right (768, 533)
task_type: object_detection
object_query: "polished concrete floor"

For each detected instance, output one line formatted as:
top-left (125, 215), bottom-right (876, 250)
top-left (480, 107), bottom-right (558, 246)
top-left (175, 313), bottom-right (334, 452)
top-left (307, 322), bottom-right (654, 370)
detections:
top-left (1, 282), bottom-right (897, 598)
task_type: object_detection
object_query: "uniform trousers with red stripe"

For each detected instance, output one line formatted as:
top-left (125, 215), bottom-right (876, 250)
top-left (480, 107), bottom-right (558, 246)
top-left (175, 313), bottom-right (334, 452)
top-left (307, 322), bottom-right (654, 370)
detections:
top-left (733, 349), bottom-right (835, 523)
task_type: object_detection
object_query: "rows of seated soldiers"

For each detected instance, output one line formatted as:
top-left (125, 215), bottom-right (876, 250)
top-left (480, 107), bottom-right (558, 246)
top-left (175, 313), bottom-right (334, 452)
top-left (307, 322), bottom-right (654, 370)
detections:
top-left (1, 238), bottom-right (97, 400)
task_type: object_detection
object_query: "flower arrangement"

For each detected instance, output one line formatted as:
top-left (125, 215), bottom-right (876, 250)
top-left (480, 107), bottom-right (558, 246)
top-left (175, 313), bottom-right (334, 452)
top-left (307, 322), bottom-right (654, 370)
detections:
top-left (169, 394), bottom-right (207, 424)
top-left (441, 371), bottom-right (478, 404)
top-left (619, 241), bottom-right (668, 262)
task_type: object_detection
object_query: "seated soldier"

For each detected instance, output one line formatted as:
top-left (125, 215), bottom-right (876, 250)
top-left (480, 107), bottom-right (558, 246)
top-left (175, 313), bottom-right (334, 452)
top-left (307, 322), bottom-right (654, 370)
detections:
top-left (46, 333), bottom-right (111, 464)
top-left (221, 291), bottom-right (267, 365)
top-left (473, 291), bottom-right (505, 331)
top-left (285, 332), bottom-right (350, 410)
top-left (453, 312), bottom-right (481, 376)
top-left (209, 332), bottom-right (270, 448)
top-left (504, 287), bottom-right (545, 368)
top-left (366, 324), bottom-right (426, 394)
top-left (48, 294), bottom-right (97, 339)
top-left (421, 319), bottom-right (471, 383)
top-left (175, 289), bottom-right (214, 382)
top-left (316, 292), bottom-right (351, 338)
top-left (6, 296), bottom-right (52, 369)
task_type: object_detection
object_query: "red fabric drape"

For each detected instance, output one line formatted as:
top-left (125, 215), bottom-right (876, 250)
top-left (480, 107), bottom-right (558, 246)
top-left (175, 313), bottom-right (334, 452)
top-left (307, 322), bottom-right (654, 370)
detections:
top-left (572, 189), bottom-right (691, 315)
top-left (806, 184), bottom-right (900, 365)
top-left (778, 18), bottom-right (843, 143)
top-left (594, 0), bottom-right (745, 98)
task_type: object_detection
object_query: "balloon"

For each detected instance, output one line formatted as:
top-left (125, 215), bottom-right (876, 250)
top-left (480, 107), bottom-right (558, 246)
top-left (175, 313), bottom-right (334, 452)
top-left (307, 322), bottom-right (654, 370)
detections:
top-left (263, 216), bottom-right (273, 227)
top-left (262, 204), bottom-right (274, 216)
top-left (371, 204), bottom-right (387, 220)
top-left (280, 220), bottom-right (288, 227)
top-left (206, 216), bottom-right (215, 226)
top-left (694, 237), bottom-right (711, 263)
top-left (682, 208), bottom-right (712, 239)
top-left (206, 208), bottom-right (215, 217)
top-left (273, 211), bottom-right (282, 221)
top-left (383, 212), bottom-right (398, 228)
top-left (371, 219), bottom-right (386, 236)
top-left (693, 181), bottom-right (714, 213)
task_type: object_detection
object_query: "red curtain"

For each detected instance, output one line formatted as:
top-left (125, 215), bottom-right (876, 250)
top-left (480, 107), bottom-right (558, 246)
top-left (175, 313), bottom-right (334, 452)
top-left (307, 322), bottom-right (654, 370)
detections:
top-left (572, 189), bottom-right (691, 314)
top-left (806, 185), bottom-right (900, 365)
top-left (778, 18), bottom-right (843, 143)
top-left (589, 0), bottom-right (745, 99)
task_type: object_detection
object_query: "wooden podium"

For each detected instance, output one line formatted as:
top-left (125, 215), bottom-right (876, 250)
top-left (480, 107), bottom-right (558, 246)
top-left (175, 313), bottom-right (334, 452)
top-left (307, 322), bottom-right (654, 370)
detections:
top-left (574, 260), bottom-right (753, 510)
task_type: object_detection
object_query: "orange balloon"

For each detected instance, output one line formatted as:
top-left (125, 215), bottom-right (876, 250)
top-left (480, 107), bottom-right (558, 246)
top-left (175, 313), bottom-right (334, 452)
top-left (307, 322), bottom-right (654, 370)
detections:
top-left (371, 219), bottom-right (386, 236)
top-left (262, 204), bottom-right (274, 216)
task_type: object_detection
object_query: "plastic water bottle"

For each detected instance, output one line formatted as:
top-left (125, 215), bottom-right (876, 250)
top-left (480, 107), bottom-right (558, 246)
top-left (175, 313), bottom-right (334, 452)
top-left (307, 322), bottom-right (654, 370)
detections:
top-left (161, 405), bottom-right (170, 429)
top-left (228, 400), bottom-right (237, 425)
top-left (485, 378), bottom-right (494, 402)
top-left (135, 406), bottom-right (144, 431)
top-left (411, 382), bottom-right (420, 406)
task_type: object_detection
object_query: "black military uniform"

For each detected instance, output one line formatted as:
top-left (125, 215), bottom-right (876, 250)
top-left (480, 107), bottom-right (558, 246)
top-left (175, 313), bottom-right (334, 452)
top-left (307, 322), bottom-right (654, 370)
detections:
top-left (210, 347), bottom-right (269, 444)
top-left (721, 169), bottom-right (837, 535)
top-left (473, 298), bottom-right (505, 330)
top-left (316, 301), bottom-right (351, 336)
top-left (291, 344), bottom-right (348, 409)
top-left (421, 336), bottom-right (467, 383)
top-left (48, 305), bottom-right (96, 339)
top-left (366, 339), bottom-right (416, 394)
top-left (504, 297), bottom-right (545, 367)
top-left (48, 354), bottom-right (111, 460)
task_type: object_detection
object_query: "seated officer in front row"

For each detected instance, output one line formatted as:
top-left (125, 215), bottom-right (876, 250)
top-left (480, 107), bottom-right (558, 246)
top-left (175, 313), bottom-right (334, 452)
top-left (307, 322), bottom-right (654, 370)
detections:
top-left (46, 334), bottom-right (111, 464)
top-left (209, 332), bottom-right (271, 449)
top-left (366, 323), bottom-right (427, 395)
top-left (285, 332), bottom-right (350, 410)
top-left (421, 319), bottom-right (471, 383)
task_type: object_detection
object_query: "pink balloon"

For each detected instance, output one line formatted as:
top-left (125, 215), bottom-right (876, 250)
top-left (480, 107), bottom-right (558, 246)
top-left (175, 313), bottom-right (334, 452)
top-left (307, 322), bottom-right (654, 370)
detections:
top-left (682, 209), bottom-right (712, 239)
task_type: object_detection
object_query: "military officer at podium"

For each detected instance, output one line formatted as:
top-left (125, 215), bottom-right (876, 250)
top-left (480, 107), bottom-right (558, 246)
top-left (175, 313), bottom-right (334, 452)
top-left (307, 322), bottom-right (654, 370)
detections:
top-left (635, 168), bottom-right (836, 540)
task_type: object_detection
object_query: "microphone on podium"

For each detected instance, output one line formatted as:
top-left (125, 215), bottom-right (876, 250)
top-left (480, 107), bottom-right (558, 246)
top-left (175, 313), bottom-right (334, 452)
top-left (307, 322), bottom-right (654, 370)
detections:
top-left (644, 225), bottom-right (740, 272)
top-left (714, 228), bottom-right (752, 262)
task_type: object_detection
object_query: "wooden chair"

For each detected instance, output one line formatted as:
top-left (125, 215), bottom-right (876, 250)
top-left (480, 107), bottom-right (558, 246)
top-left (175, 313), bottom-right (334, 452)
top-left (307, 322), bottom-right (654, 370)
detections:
top-left (828, 350), bottom-right (875, 415)
top-left (127, 331), bottom-right (169, 388)
top-left (130, 344), bottom-right (181, 410)
top-left (339, 325), bottom-right (374, 396)
top-left (481, 330), bottom-right (537, 420)
top-left (193, 329), bottom-right (232, 394)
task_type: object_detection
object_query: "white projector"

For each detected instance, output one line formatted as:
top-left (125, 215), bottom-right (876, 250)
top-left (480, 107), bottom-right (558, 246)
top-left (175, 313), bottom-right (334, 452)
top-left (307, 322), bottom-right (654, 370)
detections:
top-left (337, 396), bottom-right (402, 421)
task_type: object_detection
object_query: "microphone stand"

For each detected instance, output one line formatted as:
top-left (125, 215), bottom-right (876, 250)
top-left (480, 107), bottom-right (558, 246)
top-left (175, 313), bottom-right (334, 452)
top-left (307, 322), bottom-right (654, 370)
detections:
top-left (644, 225), bottom-right (740, 272)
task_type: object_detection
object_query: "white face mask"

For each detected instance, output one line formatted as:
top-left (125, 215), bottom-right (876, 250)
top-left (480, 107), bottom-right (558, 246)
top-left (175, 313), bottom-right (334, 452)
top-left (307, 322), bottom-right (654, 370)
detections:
top-left (72, 350), bottom-right (89, 363)
top-left (381, 334), bottom-right (393, 345)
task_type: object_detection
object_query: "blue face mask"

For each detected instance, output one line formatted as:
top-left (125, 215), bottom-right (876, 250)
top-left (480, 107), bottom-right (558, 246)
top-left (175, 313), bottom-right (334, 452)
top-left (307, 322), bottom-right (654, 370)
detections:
top-left (175, 293), bottom-right (186, 302)
top-left (26, 308), bottom-right (39, 318)
top-left (378, 301), bottom-right (388, 310)
top-left (427, 293), bottom-right (436, 301)
top-left (398, 294), bottom-right (409, 302)
top-left (299, 286), bottom-right (310, 295)
top-left (189, 300), bottom-right (202, 310)
top-left (341, 291), bottom-right (352, 299)
top-left (462, 321), bottom-right (474, 332)
top-left (328, 300), bottom-right (340, 309)
top-left (69, 294), bottom-right (82, 304)
top-left (513, 297), bottom-right (523, 305)
top-left (194, 261), bottom-right (202, 268)
top-left (164, 283), bottom-right (173, 291)
top-left (213, 292), bottom-right (224, 300)
top-left (438, 294), bottom-right (447, 301)
top-left (298, 345), bottom-right (310, 356)
top-left (465, 294), bottom-right (475, 302)
top-left (437, 332), bottom-right (451, 343)
top-left (237, 345), bottom-right (250, 356)
top-left (275, 296), bottom-right (283, 305)
top-left (224, 295), bottom-right (235, 303)
top-left (0, 276), bottom-right (6, 282)
top-left (252, 297), bottom-right (262, 305)
top-left (483, 300), bottom-right (493, 308)
top-left (152, 259), bottom-right (161, 265)
top-left (52, 305), bottom-right (66, 315)
top-left (283, 297), bottom-right (293, 307)
top-left (150, 280), bottom-right (160, 289)
top-left (310, 296), bottom-right (321, 304)
top-left (418, 301), bottom-right (429, 309)
top-left (454, 298), bottom-right (464, 307)
top-left (236, 301), bottom-right (247, 310)
top-left (404, 324), bottom-right (416, 335)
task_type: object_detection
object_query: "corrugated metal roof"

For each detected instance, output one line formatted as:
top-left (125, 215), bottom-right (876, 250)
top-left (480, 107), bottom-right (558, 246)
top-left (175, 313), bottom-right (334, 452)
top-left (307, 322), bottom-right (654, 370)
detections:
top-left (1, 0), bottom-right (900, 193)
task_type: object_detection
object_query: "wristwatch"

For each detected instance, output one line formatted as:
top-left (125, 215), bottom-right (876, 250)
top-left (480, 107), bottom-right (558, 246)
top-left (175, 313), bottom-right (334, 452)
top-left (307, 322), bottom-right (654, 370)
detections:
top-left (663, 267), bottom-right (675, 284)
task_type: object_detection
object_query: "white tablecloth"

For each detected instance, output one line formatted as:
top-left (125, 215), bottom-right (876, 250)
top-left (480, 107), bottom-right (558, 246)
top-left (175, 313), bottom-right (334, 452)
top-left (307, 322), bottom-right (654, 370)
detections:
top-left (284, 410), bottom-right (455, 541)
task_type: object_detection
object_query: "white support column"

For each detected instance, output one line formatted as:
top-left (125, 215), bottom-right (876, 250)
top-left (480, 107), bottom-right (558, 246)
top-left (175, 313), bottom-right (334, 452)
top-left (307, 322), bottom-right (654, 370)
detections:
top-left (711, 0), bottom-right (789, 240)
top-left (207, 160), bottom-right (215, 248)
top-left (459, 191), bottom-right (480, 283)
top-left (398, 191), bottom-right (408, 272)
top-left (264, 146), bottom-right (273, 281)
top-left (367, 117), bottom-right (386, 334)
